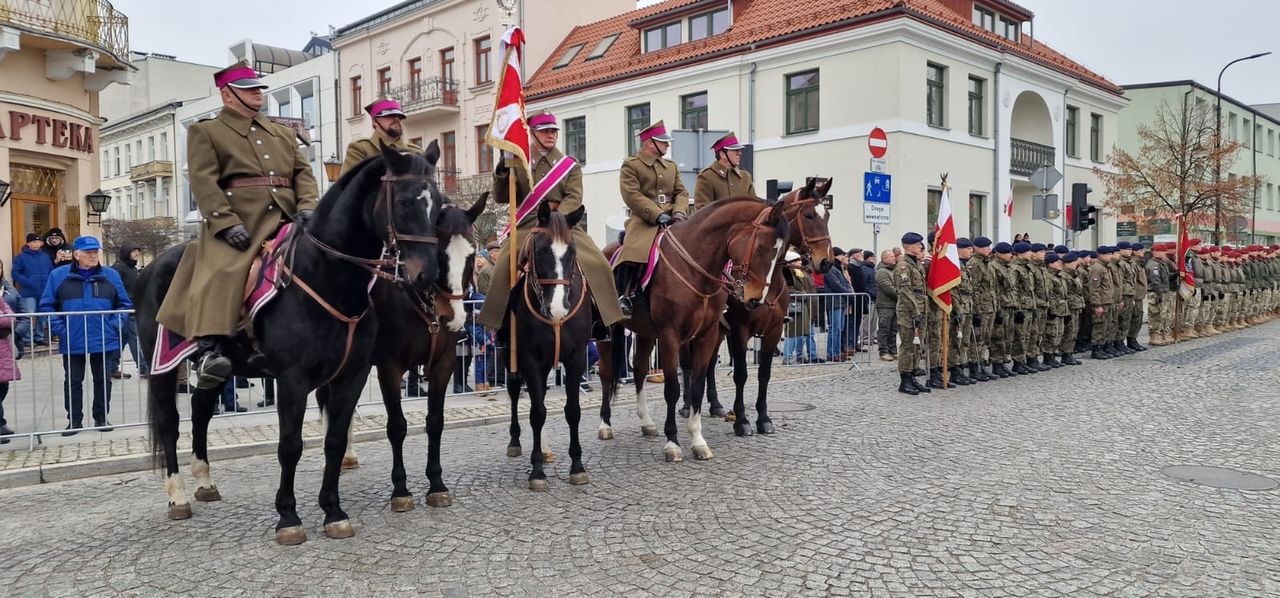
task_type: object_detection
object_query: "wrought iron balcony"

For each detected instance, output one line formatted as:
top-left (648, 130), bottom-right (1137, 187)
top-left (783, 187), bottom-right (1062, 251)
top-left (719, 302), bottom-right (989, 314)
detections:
top-left (1010, 138), bottom-right (1055, 177)
top-left (385, 77), bottom-right (460, 116)
top-left (0, 0), bottom-right (130, 67)
top-left (129, 160), bottom-right (173, 182)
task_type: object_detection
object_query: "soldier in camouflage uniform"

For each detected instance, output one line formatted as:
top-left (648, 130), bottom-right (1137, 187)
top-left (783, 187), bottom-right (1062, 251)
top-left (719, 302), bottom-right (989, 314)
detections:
top-left (1124, 242), bottom-right (1149, 351)
top-left (1145, 243), bottom-right (1176, 346)
top-left (895, 232), bottom-right (931, 395)
top-left (1008, 242), bottom-right (1037, 374)
top-left (1112, 242), bottom-right (1138, 354)
top-left (947, 238), bottom-right (977, 385)
top-left (1057, 253), bottom-right (1085, 365)
top-left (1073, 251), bottom-right (1096, 352)
top-left (988, 242), bottom-right (1018, 378)
top-left (1040, 253), bottom-right (1068, 368)
top-left (1195, 245), bottom-right (1220, 337)
top-left (1088, 246), bottom-right (1118, 359)
top-left (1104, 246), bottom-right (1131, 356)
top-left (922, 233), bottom-right (950, 389)
top-left (967, 237), bottom-right (997, 381)
top-left (1026, 244), bottom-right (1051, 372)
top-left (1180, 239), bottom-right (1205, 339)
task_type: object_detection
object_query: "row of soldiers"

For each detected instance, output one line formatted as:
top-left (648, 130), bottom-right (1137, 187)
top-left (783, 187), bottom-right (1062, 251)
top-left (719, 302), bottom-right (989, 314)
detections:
top-left (891, 233), bottom-right (1280, 395)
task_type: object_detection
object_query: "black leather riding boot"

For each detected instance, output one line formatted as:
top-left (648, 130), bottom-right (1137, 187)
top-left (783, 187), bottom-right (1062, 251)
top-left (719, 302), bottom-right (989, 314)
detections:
top-left (898, 372), bottom-right (919, 396)
top-left (194, 336), bottom-right (233, 390)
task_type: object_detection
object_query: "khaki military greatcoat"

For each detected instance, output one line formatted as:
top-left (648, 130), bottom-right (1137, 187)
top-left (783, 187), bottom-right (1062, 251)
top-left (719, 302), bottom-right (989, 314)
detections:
top-left (616, 151), bottom-right (689, 266)
top-left (693, 163), bottom-right (755, 212)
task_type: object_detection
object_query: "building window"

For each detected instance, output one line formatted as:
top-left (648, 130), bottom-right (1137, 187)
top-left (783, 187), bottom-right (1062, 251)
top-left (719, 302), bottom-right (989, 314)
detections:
top-left (587, 34), bottom-right (619, 60)
top-left (644, 22), bottom-right (681, 52)
top-left (476, 125), bottom-right (493, 173)
top-left (927, 188), bottom-right (942, 229)
top-left (1228, 113), bottom-right (1238, 141)
top-left (125, 144), bottom-right (132, 169)
top-left (1269, 129), bottom-right (1275, 156)
top-left (554, 43), bottom-right (585, 69)
top-left (101, 151), bottom-right (108, 177)
top-left (967, 77), bottom-right (985, 136)
top-left (300, 94), bottom-right (315, 128)
top-left (350, 76), bottom-right (362, 117)
top-left (136, 140), bottom-right (143, 165)
top-left (113, 147), bottom-right (120, 176)
top-left (926, 63), bottom-right (946, 128)
top-left (160, 132), bottom-right (168, 160)
top-left (626, 103), bottom-right (651, 155)
top-left (148, 136), bottom-right (155, 161)
top-left (786, 70), bottom-right (820, 134)
top-left (1254, 123), bottom-right (1262, 150)
top-left (278, 98), bottom-right (292, 118)
top-left (973, 6), bottom-right (995, 31)
top-left (441, 131), bottom-right (457, 192)
top-left (475, 37), bottom-right (492, 84)
top-left (968, 193), bottom-right (986, 238)
top-left (408, 57), bottom-right (422, 88)
top-left (1066, 106), bottom-right (1079, 158)
top-left (564, 116), bottom-right (586, 163)
top-left (377, 67), bottom-right (392, 96)
top-left (1089, 113), bottom-right (1103, 162)
top-left (409, 136), bottom-right (423, 148)
top-left (999, 17), bottom-right (1020, 41)
top-left (689, 8), bottom-right (729, 41)
top-left (681, 92), bottom-right (708, 131)
top-left (1242, 118), bottom-right (1251, 148)
top-left (440, 47), bottom-right (455, 83)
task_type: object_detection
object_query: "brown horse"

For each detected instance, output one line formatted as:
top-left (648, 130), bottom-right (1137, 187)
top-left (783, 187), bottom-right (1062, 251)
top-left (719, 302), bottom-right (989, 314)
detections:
top-left (597, 197), bottom-right (789, 462)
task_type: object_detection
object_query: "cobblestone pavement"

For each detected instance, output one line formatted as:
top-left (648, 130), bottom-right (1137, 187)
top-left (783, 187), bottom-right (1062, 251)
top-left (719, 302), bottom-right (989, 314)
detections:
top-left (1, 324), bottom-right (1277, 596)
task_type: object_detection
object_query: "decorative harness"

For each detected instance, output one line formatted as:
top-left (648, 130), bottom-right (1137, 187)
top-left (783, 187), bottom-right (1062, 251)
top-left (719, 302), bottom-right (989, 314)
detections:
top-left (783, 193), bottom-right (832, 264)
top-left (517, 228), bottom-right (590, 369)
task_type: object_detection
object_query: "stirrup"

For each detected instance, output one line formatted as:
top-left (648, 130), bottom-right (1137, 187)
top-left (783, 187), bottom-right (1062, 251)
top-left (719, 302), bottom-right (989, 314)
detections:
top-left (618, 296), bottom-right (633, 318)
top-left (194, 352), bottom-right (233, 390)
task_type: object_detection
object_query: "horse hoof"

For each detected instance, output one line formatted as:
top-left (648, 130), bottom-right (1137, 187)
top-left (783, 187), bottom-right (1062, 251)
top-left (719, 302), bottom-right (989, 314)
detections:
top-left (724, 411), bottom-right (737, 423)
top-left (529, 479), bottom-right (550, 492)
top-left (390, 496), bottom-right (415, 513)
top-left (757, 421), bottom-right (777, 435)
top-left (324, 520), bottom-right (355, 539)
top-left (691, 445), bottom-right (715, 460)
top-left (678, 406), bottom-right (690, 418)
top-left (341, 456), bottom-right (360, 470)
top-left (425, 492), bottom-right (453, 508)
top-left (167, 503), bottom-right (192, 520)
top-left (569, 472), bottom-right (590, 486)
top-left (664, 446), bottom-right (684, 463)
top-left (543, 452), bottom-right (555, 463)
top-left (734, 423), bottom-right (754, 437)
top-left (641, 425), bottom-right (659, 437)
top-left (276, 526), bottom-right (307, 546)
top-left (194, 486), bottom-right (221, 502)
top-left (598, 426), bottom-right (614, 441)
top-left (709, 406), bottom-right (727, 418)
top-left (506, 446), bottom-right (522, 457)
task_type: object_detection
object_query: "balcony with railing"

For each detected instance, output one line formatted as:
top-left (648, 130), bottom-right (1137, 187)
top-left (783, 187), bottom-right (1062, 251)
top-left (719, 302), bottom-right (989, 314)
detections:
top-left (129, 160), bottom-right (173, 182)
top-left (0, 0), bottom-right (130, 67)
top-left (385, 77), bottom-right (460, 117)
top-left (1009, 138), bottom-right (1055, 177)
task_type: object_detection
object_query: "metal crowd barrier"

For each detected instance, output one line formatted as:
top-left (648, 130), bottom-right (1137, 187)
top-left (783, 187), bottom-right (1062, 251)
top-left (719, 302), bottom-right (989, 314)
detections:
top-left (0, 294), bottom-right (872, 450)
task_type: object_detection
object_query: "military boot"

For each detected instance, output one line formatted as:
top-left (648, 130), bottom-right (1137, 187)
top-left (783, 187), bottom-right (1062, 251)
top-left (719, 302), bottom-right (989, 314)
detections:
top-left (926, 367), bottom-right (951, 389)
top-left (949, 366), bottom-right (972, 385)
top-left (1181, 327), bottom-right (1198, 339)
top-left (1011, 360), bottom-right (1030, 374)
top-left (1126, 337), bottom-right (1147, 352)
top-left (1042, 353), bottom-right (1062, 368)
top-left (897, 372), bottom-right (919, 396)
top-left (1147, 333), bottom-right (1165, 346)
top-left (991, 362), bottom-right (1012, 378)
top-left (1091, 345), bottom-right (1111, 360)
top-left (1030, 356), bottom-right (1051, 371)
top-left (969, 363), bottom-right (991, 382)
top-left (910, 374), bottom-right (931, 393)
top-left (1060, 352), bottom-right (1082, 366)
top-left (194, 337), bottom-right (234, 390)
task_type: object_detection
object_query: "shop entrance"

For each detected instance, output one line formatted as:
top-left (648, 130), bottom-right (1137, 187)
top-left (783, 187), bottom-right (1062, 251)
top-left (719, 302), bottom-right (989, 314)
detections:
top-left (8, 165), bottom-right (63, 257)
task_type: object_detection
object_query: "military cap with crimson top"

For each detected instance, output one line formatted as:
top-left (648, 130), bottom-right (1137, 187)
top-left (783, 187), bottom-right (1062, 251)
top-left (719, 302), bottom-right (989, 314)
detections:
top-left (994, 242), bottom-right (1012, 254)
top-left (711, 132), bottom-right (745, 152)
top-left (638, 120), bottom-right (673, 142)
top-left (902, 232), bottom-right (924, 245)
top-left (956, 237), bottom-right (973, 248)
top-left (364, 97), bottom-right (406, 119)
top-left (1013, 241), bottom-right (1031, 253)
top-left (213, 60), bottom-right (267, 90)
top-left (974, 236), bottom-right (992, 248)
top-left (529, 110), bottom-right (560, 131)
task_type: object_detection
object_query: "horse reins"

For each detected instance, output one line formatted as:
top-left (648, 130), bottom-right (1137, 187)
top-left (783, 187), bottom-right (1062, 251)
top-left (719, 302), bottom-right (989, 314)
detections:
top-left (784, 195), bottom-right (831, 262)
top-left (518, 227), bottom-right (590, 369)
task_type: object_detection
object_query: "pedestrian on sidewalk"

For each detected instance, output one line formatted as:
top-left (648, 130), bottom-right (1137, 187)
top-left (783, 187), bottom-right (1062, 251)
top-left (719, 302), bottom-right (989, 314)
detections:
top-left (12, 233), bottom-right (52, 348)
top-left (0, 297), bottom-right (20, 443)
top-left (110, 246), bottom-right (148, 379)
top-left (40, 236), bottom-right (132, 436)
top-left (1, 261), bottom-right (30, 359)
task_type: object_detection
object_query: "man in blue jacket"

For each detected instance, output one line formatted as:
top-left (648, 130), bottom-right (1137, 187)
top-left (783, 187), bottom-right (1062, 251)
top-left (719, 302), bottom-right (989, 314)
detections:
top-left (39, 236), bottom-right (132, 436)
top-left (12, 233), bottom-right (53, 346)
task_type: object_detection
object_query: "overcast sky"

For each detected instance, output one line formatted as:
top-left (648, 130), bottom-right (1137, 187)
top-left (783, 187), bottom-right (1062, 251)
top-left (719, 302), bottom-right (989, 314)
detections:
top-left (116, 0), bottom-right (1278, 104)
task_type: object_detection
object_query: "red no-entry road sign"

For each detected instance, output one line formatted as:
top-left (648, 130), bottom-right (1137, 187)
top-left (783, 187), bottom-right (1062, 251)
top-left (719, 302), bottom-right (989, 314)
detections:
top-left (868, 127), bottom-right (887, 158)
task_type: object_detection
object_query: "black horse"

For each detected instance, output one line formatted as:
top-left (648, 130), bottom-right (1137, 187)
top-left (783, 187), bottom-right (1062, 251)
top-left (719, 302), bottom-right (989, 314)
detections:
top-left (141, 144), bottom-right (447, 545)
top-left (320, 194), bottom-right (487, 512)
top-left (503, 202), bottom-right (594, 490)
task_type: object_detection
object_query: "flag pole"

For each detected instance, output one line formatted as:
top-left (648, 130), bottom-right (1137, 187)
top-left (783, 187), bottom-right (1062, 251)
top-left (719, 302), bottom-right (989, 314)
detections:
top-left (940, 174), bottom-right (950, 389)
top-left (508, 172), bottom-right (518, 373)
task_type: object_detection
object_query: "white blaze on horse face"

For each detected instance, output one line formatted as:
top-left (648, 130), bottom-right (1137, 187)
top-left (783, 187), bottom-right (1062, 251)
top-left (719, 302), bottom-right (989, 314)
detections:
top-left (445, 234), bottom-right (474, 331)
top-left (815, 203), bottom-right (827, 219)
top-left (760, 238), bottom-right (784, 299)
top-left (417, 188), bottom-right (435, 221)
top-left (549, 239), bottom-right (570, 320)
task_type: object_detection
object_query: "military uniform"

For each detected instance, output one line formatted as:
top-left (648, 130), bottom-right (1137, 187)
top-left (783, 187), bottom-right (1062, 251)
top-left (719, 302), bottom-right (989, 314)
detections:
top-left (967, 239), bottom-right (998, 378)
top-left (1042, 257), bottom-right (1069, 365)
top-left (988, 246), bottom-right (1020, 377)
top-left (1146, 246), bottom-right (1175, 345)
top-left (1126, 245), bottom-right (1148, 350)
top-left (948, 249), bottom-right (975, 384)
top-left (1059, 256), bottom-right (1086, 362)
top-left (1086, 250), bottom-right (1116, 357)
top-left (340, 135), bottom-right (422, 176)
top-left (1029, 254), bottom-right (1050, 367)
top-left (616, 122), bottom-right (689, 267)
top-left (894, 244), bottom-right (930, 392)
top-left (1182, 244), bottom-right (1206, 338)
top-left (874, 261), bottom-right (898, 359)
top-left (1009, 249), bottom-right (1037, 371)
top-left (693, 132), bottom-right (755, 212)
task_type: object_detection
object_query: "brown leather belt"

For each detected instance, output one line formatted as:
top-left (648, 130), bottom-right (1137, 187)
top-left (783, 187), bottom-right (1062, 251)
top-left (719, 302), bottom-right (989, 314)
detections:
top-left (224, 176), bottom-right (292, 189)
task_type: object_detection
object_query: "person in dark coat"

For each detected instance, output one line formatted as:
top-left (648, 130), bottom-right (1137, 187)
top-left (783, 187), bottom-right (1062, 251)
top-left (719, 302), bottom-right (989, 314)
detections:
top-left (823, 249), bottom-right (853, 361)
top-left (860, 250), bottom-right (879, 349)
top-left (41, 228), bottom-right (67, 263)
top-left (110, 246), bottom-right (147, 378)
top-left (845, 250), bottom-right (867, 353)
top-left (11, 233), bottom-right (52, 346)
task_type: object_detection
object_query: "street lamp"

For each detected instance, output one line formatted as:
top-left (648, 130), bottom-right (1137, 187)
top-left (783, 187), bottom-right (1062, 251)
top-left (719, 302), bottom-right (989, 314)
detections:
top-left (323, 154), bottom-right (342, 183)
top-left (85, 189), bottom-right (112, 225)
top-left (0, 178), bottom-right (11, 207)
top-left (1213, 51), bottom-right (1271, 245)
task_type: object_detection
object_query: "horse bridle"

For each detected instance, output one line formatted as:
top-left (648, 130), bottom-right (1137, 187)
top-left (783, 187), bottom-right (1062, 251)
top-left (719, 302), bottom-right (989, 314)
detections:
top-left (517, 227), bottom-right (589, 368)
top-left (663, 203), bottom-right (784, 306)
top-left (783, 194), bottom-right (831, 263)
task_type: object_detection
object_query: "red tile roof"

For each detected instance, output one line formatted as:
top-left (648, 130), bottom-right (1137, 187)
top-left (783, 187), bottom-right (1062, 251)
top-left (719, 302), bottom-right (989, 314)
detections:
top-left (526, 0), bottom-right (1121, 99)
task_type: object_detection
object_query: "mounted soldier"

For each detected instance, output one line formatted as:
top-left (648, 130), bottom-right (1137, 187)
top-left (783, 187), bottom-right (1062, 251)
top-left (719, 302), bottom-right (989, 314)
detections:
top-left (156, 61), bottom-right (318, 389)
top-left (340, 97), bottom-right (422, 176)
top-left (476, 110), bottom-right (624, 331)
top-left (614, 120), bottom-right (689, 315)
top-left (693, 131), bottom-right (755, 212)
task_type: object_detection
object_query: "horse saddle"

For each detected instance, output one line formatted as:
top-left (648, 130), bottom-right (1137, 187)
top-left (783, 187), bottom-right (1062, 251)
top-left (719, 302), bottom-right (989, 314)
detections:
top-left (243, 223), bottom-right (298, 322)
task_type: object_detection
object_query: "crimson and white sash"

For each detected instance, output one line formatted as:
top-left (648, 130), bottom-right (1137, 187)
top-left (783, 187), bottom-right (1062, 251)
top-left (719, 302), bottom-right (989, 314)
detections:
top-left (498, 155), bottom-right (578, 243)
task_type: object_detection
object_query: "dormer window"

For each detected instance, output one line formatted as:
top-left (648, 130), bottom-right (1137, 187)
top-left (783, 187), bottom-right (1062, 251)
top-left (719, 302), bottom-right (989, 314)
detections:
top-left (586, 33), bottom-right (620, 61)
top-left (644, 21), bottom-right (682, 52)
top-left (554, 43), bottom-right (586, 69)
top-left (689, 7), bottom-right (730, 41)
top-left (972, 6), bottom-right (995, 31)
top-left (999, 17), bottom-right (1021, 41)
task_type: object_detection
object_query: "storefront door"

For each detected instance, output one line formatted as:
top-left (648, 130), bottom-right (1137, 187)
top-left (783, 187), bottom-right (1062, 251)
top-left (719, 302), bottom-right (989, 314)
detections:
top-left (11, 195), bottom-right (59, 257)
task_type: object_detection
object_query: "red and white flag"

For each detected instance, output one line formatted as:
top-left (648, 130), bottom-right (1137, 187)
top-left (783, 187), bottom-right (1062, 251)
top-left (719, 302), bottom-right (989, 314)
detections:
top-left (927, 187), bottom-right (962, 312)
top-left (1004, 183), bottom-right (1014, 218)
top-left (1176, 216), bottom-right (1196, 300)
top-left (485, 26), bottom-right (531, 180)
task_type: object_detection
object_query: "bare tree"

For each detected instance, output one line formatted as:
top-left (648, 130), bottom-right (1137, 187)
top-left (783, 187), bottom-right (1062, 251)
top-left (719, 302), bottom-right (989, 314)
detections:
top-left (101, 217), bottom-right (185, 265)
top-left (449, 173), bottom-right (506, 245)
top-left (1096, 98), bottom-right (1262, 244)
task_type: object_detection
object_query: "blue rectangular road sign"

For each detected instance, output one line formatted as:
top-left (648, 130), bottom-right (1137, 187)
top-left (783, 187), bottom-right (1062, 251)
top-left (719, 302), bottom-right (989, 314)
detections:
top-left (864, 172), bottom-right (892, 204)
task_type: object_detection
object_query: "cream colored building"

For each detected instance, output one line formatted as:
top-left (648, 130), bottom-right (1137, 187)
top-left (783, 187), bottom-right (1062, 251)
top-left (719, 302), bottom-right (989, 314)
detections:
top-left (0, 0), bottom-right (131, 260)
top-left (330, 0), bottom-right (631, 196)
top-left (527, 0), bottom-right (1128, 250)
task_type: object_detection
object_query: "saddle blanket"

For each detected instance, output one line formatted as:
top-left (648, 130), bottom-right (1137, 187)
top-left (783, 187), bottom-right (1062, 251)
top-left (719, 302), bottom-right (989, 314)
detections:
top-left (609, 229), bottom-right (667, 291)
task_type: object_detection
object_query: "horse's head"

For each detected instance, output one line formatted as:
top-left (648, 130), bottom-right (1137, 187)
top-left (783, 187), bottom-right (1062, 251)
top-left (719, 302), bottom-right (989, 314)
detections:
top-left (526, 201), bottom-right (584, 321)
top-left (374, 141), bottom-right (448, 293)
top-left (434, 191), bottom-right (487, 332)
top-left (729, 199), bottom-right (790, 311)
top-left (784, 176), bottom-right (835, 273)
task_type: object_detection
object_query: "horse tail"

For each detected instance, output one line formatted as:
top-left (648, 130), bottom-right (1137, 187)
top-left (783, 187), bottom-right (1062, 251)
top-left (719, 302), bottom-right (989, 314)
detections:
top-left (603, 323), bottom-right (627, 401)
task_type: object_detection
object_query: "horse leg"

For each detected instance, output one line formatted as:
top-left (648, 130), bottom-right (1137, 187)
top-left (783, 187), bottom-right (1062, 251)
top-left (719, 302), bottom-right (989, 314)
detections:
top-left (151, 372), bottom-right (190, 520)
top-left (318, 386), bottom-right (360, 471)
top-left (189, 386), bottom-right (222, 502)
top-left (423, 356), bottom-right (453, 507)
top-left (565, 357), bottom-right (589, 485)
top-left (634, 335), bottom-right (658, 437)
top-left (377, 366), bottom-right (413, 512)
top-left (596, 336), bottom-right (616, 440)
top-left (678, 347), bottom-right (691, 418)
top-left (755, 329), bottom-right (781, 435)
top-left (686, 333), bottom-right (720, 461)
top-left (657, 334), bottom-right (684, 462)
top-left (726, 328), bottom-right (753, 437)
top-left (273, 383), bottom-right (309, 545)
top-left (706, 353), bottom-right (726, 419)
top-left (527, 368), bottom-right (549, 491)
top-left (317, 370), bottom-right (367, 540)
top-left (506, 371), bottom-right (523, 456)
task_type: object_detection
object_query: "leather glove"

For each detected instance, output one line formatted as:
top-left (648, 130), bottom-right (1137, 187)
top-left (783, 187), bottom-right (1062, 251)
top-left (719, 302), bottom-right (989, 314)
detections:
top-left (912, 317), bottom-right (922, 330)
top-left (495, 156), bottom-right (509, 176)
top-left (293, 209), bottom-right (313, 228)
top-left (656, 213), bottom-right (674, 227)
top-left (972, 314), bottom-right (983, 327)
top-left (672, 212), bottom-right (688, 222)
top-left (1014, 311), bottom-right (1025, 324)
top-left (219, 224), bottom-right (251, 252)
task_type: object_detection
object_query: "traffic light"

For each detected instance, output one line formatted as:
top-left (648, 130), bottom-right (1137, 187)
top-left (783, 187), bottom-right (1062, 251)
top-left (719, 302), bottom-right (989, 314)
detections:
top-left (1071, 182), bottom-right (1098, 232)
top-left (766, 179), bottom-right (793, 203)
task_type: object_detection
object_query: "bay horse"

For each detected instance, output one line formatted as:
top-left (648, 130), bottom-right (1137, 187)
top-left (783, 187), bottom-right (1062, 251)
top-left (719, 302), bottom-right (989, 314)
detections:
top-left (141, 144), bottom-right (446, 545)
top-left (318, 194), bottom-right (486, 512)
top-left (597, 197), bottom-right (790, 462)
top-left (503, 201), bottom-right (594, 490)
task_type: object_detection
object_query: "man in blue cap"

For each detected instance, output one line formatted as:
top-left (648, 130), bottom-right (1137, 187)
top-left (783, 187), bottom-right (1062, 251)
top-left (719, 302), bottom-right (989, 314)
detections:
top-left (966, 237), bottom-right (997, 381)
top-left (894, 232), bottom-right (930, 395)
top-left (1106, 244), bottom-right (1133, 356)
top-left (39, 236), bottom-right (132, 435)
top-left (987, 241), bottom-right (1019, 378)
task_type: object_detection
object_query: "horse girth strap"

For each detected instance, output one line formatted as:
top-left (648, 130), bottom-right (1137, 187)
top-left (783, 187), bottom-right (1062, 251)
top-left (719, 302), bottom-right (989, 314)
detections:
top-left (279, 261), bottom-right (369, 387)
top-left (521, 265), bottom-right (589, 369)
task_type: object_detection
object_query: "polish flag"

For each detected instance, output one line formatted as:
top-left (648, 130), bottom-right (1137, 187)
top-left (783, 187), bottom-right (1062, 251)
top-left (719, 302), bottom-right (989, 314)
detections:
top-left (485, 27), bottom-right (531, 179)
top-left (1176, 217), bottom-right (1196, 300)
top-left (1004, 184), bottom-right (1014, 218)
top-left (927, 187), bottom-right (962, 312)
